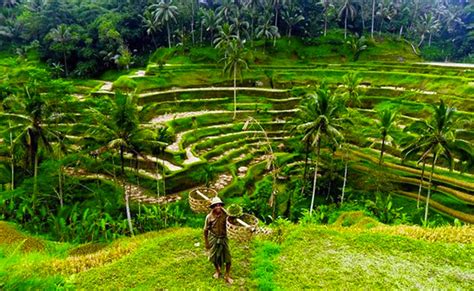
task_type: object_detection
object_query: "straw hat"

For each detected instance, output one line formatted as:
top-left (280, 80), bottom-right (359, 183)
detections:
top-left (209, 197), bottom-right (224, 208)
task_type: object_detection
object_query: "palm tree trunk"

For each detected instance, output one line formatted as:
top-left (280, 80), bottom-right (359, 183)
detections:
top-left (58, 165), bottom-right (63, 208)
top-left (310, 142), bottom-right (321, 215)
top-left (191, 0), bottom-right (195, 45)
top-left (417, 34), bottom-right (424, 48)
top-left (233, 64), bottom-right (237, 120)
top-left (424, 154), bottom-right (438, 223)
top-left (398, 25), bottom-right (403, 39)
top-left (273, 3), bottom-right (279, 47)
top-left (162, 151), bottom-right (166, 195)
top-left (125, 180), bottom-right (134, 236)
top-left (9, 121), bottom-right (14, 190)
top-left (341, 160), bottom-right (348, 205)
top-left (324, 11), bottom-right (328, 36)
top-left (428, 33), bottom-right (432, 47)
top-left (200, 23), bottom-right (203, 44)
top-left (156, 160), bottom-right (160, 197)
top-left (63, 50), bottom-right (68, 76)
top-left (344, 10), bottom-right (348, 39)
top-left (167, 22), bottom-right (171, 49)
top-left (379, 134), bottom-right (386, 165)
top-left (33, 153), bottom-right (39, 207)
top-left (120, 146), bottom-right (125, 176)
top-left (417, 159), bottom-right (426, 209)
top-left (300, 139), bottom-right (310, 195)
top-left (371, 0), bottom-right (375, 38)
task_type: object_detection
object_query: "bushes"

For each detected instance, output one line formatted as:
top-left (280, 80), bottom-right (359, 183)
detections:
top-left (112, 76), bottom-right (137, 91)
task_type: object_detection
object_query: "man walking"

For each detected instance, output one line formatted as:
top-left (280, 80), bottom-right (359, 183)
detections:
top-left (204, 197), bottom-right (233, 284)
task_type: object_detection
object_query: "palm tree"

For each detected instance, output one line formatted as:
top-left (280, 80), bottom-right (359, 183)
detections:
top-left (47, 24), bottom-right (72, 76)
top-left (0, 88), bottom-right (59, 207)
top-left (213, 23), bottom-right (237, 55)
top-left (416, 13), bottom-right (440, 47)
top-left (88, 92), bottom-right (156, 235)
top-left (296, 86), bottom-right (344, 215)
top-left (141, 10), bottom-right (161, 48)
top-left (256, 15), bottom-right (280, 49)
top-left (376, 109), bottom-right (398, 165)
top-left (318, 0), bottom-right (334, 36)
top-left (341, 72), bottom-right (362, 107)
top-left (216, 0), bottom-right (236, 22)
top-left (150, 0), bottom-right (179, 49)
top-left (338, 0), bottom-right (357, 39)
top-left (201, 8), bottom-right (221, 45)
top-left (222, 39), bottom-right (248, 120)
top-left (402, 101), bottom-right (469, 222)
top-left (346, 34), bottom-right (368, 61)
top-left (281, 2), bottom-right (304, 38)
top-left (230, 9), bottom-right (249, 40)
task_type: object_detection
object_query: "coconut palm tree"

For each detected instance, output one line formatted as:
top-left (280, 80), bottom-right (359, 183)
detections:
top-left (230, 9), bottom-right (249, 40)
top-left (0, 88), bottom-right (59, 207)
top-left (318, 0), bottom-right (334, 37)
top-left (376, 109), bottom-right (398, 165)
top-left (88, 92), bottom-right (156, 235)
top-left (201, 8), bottom-right (221, 45)
top-left (416, 13), bottom-right (440, 47)
top-left (338, 0), bottom-right (357, 39)
top-left (222, 39), bottom-right (248, 120)
top-left (150, 0), bottom-right (179, 49)
top-left (341, 72), bottom-right (362, 107)
top-left (141, 9), bottom-right (161, 48)
top-left (47, 24), bottom-right (72, 76)
top-left (214, 23), bottom-right (237, 55)
top-left (281, 2), bottom-right (304, 38)
top-left (346, 34), bottom-right (368, 61)
top-left (296, 86), bottom-right (344, 215)
top-left (256, 15), bottom-right (280, 49)
top-left (402, 101), bottom-right (470, 222)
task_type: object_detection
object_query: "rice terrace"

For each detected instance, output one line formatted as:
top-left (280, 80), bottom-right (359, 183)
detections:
top-left (0, 0), bottom-right (473, 289)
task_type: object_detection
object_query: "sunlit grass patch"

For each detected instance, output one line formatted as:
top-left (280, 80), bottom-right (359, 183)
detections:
top-left (273, 225), bottom-right (474, 289)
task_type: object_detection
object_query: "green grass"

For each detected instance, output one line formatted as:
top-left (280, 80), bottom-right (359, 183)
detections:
top-left (1, 221), bottom-right (472, 289)
top-left (273, 225), bottom-right (474, 289)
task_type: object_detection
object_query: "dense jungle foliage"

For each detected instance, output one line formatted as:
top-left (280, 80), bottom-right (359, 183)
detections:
top-left (0, 0), bottom-right (472, 77)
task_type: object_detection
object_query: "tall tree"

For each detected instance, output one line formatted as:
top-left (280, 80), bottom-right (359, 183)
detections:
top-left (341, 72), bottom-right (362, 107)
top-left (256, 14), bottom-right (280, 49)
top-left (151, 0), bottom-right (179, 49)
top-left (141, 9), bottom-right (161, 48)
top-left (376, 109), bottom-right (398, 165)
top-left (201, 8), bottom-right (221, 45)
top-left (338, 0), bottom-right (357, 39)
top-left (402, 101), bottom-right (470, 223)
top-left (88, 92), bottom-right (156, 235)
top-left (281, 2), bottom-right (304, 38)
top-left (214, 23), bottom-right (237, 55)
top-left (318, 0), bottom-right (334, 37)
top-left (46, 24), bottom-right (74, 76)
top-left (222, 39), bottom-right (248, 120)
top-left (0, 87), bottom-right (59, 207)
top-left (296, 86), bottom-right (344, 215)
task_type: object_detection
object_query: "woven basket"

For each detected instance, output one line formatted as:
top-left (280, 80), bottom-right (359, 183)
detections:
top-left (226, 214), bottom-right (259, 242)
top-left (189, 187), bottom-right (218, 213)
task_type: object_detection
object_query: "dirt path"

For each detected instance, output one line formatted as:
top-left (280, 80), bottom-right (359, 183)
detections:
top-left (140, 87), bottom-right (289, 98)
top-left (416, 62), bottom-right (474, 68)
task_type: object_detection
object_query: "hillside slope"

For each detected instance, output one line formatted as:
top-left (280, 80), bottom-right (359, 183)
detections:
top-left (1, 221), bottom-right (473, 289)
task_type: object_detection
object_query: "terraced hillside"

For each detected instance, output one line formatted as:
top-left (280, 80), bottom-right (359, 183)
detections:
top-left (0, 44), bottom-right (473, 242)
top-left (71, 53), bottom-right (473, 224)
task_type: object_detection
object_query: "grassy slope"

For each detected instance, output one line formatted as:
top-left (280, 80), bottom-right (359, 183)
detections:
top-left (1, 221), bottom-right (473, 289)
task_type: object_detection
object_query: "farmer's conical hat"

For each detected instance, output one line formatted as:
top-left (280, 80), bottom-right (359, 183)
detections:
top-left (209, 197), bottom-right (224, 208)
